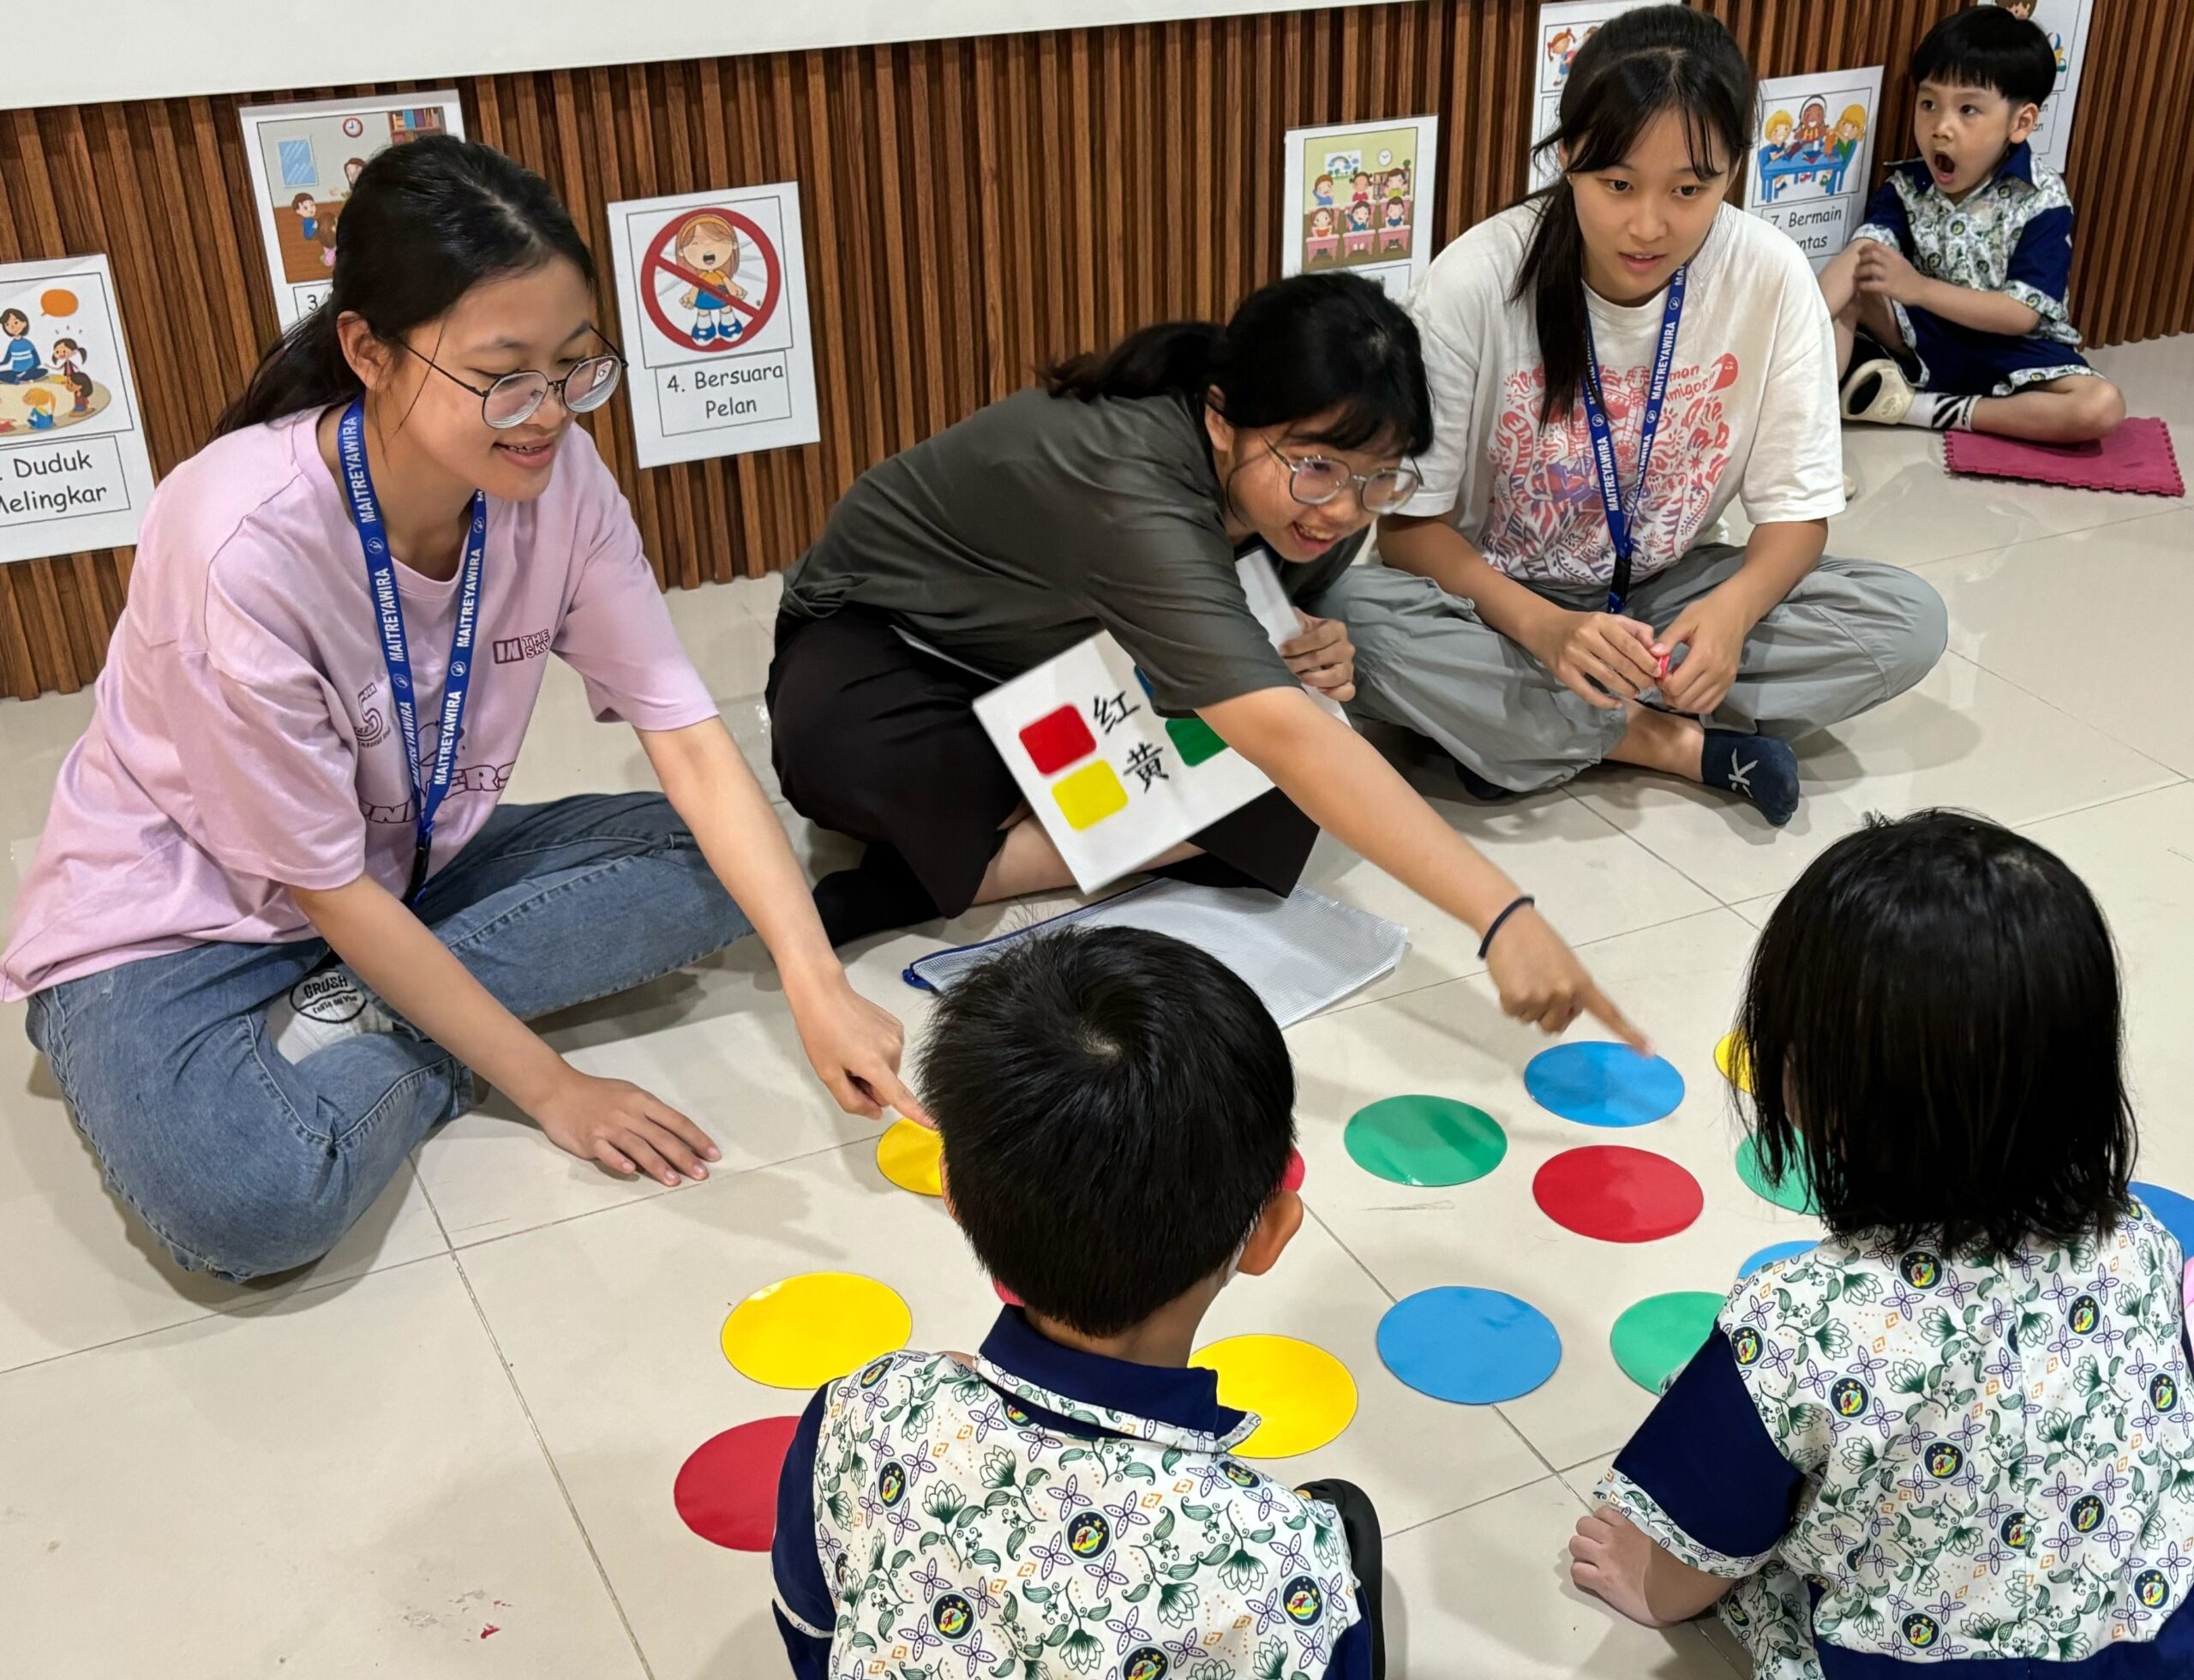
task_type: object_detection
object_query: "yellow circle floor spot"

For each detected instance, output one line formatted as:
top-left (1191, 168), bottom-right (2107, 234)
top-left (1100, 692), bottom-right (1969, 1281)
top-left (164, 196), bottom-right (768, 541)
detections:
top-left (876, 1118), bottom-right (944, 1197)
top-left (1190, 1334), bottom-right (1358, 1459)
top-left (1716, 1031), bottom-right (1755, 1095)
top-left (721, 1272), bottom-right (912, 1389)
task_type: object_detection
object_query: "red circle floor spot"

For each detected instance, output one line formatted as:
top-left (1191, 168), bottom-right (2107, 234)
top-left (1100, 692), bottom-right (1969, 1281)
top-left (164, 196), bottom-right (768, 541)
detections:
top-left (1532, 1144), bottom-right (1703, 1243)
top-left (674, 1415), bottom-right (802, 1551)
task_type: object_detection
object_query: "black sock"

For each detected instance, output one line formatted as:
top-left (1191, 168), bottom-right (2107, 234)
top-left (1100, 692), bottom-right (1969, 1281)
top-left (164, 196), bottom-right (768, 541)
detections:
top-left (1701, 731), bottom-right (1801, 827)
top-left (812, 845), bottom-right (940, 945)
top-left (1453, 759), bottom-right (1517, 801)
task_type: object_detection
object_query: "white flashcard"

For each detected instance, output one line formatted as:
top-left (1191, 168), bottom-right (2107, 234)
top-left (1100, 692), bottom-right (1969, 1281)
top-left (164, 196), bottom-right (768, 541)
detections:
top-left (607, 183), bottom-right (821, 468)
top-left (237, 91), bottom-right (467, 329)
top-left (0, 255), bottom-right (158, 565)
top-left (972, 554), bottom-right (1346, 893)
top-left (1746, 66), bottom-right (1885, 272)
top-left (1280, 115), bottom-right (1441, 303)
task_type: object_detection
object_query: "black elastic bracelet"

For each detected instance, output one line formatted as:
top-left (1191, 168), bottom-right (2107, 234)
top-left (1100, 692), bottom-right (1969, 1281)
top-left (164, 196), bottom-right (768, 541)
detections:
top-left (1478, 894), bottom-right (1538, 960)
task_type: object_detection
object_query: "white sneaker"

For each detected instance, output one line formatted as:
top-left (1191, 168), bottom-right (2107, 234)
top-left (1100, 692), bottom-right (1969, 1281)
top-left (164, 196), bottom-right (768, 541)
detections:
top-left (1843, 469), bottom-right (1859, 500)
top-left (1840, 358), bottom-right (1914, 424)
top-left (264, 969), bottom-right (396, 1065)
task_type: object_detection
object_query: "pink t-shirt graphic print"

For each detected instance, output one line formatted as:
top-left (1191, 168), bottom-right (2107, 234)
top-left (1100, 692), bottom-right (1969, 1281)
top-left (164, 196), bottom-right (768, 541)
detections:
top-left (1483, 352), bottom-right (1742, 590)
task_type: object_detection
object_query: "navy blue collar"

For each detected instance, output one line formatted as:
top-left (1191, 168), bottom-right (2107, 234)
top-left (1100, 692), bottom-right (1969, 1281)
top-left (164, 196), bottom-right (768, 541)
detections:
top-left (1897, 138), bottom-right (2036, 195)
top-left (978, 1307), bottom-right (1245, 1438)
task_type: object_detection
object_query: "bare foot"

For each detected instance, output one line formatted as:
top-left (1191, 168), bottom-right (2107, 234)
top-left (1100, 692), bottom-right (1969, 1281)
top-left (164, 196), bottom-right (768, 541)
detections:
top-left (1569, 1506), bottom-right (1681, 1629)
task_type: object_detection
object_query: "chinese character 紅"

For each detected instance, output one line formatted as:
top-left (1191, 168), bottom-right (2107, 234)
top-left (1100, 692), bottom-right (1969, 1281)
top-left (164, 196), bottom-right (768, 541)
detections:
top-left (1124, 741), bottom-right (1168, 792)
top-left (1091, 689), bottom-right (1142, 734)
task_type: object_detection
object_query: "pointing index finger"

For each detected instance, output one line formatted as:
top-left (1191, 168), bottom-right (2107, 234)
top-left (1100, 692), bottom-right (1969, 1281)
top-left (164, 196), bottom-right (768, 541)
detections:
top-left (1585, 981), bottom-right (1651, 1056)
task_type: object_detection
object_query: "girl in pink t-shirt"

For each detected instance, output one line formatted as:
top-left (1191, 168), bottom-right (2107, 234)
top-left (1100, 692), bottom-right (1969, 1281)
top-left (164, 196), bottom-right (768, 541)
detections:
top-left (2, 138), bottom-right (920, 1281)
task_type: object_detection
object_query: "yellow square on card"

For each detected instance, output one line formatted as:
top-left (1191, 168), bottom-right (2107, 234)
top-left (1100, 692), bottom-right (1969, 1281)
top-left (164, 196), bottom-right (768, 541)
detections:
top-left (1052, 761), bottom-right (1129, 831)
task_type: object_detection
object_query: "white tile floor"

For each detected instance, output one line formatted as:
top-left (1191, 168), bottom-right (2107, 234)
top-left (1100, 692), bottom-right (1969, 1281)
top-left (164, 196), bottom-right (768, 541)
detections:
top-left (2, 336), bottom-right (2191, 1678)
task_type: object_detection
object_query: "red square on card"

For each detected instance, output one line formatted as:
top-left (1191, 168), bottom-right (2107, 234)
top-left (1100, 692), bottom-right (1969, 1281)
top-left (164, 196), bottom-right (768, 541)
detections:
top-left (1018, 705), bottom-right (1095, 775)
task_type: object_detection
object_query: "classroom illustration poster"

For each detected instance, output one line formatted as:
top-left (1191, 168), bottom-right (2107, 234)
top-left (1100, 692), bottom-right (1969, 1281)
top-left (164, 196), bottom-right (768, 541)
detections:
top-left (607, 183), bottom-right (821, 469)
top-left (1531, 0), bottom-right (1665, 188)
top-left (237, 92), bottom-right (466, 329)
top-left (1745, 66), bottom-right (1883, 272)
top-left (1279, 116), bottom-right (1439, 302)
top-left (0, 255), bottom-right (157, 565)
top-left (1993, 0), bottom-right (2095, 178)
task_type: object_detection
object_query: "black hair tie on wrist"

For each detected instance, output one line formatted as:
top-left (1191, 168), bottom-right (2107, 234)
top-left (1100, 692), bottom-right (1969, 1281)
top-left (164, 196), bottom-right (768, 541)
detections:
top-left (1477, 895), bottom-right (1538, 960)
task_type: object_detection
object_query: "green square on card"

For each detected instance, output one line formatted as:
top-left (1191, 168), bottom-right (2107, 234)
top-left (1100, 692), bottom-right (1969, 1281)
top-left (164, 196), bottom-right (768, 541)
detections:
top-left (1164, 714), bottom-right (1230, 765)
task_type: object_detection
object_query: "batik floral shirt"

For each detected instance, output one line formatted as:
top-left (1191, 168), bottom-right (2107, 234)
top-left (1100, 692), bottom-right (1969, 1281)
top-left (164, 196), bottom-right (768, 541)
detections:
top-left (1855, 141), bottom-right (2083, 350)
top-left (1600, 1204), bottom-right (2194, 1676)
top-left (772, 1309), bottom-right (1370, 1680)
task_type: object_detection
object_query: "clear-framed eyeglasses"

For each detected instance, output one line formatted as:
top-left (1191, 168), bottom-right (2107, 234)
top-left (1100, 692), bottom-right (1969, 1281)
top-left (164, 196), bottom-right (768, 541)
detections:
top-left (405, 327), bottom-right (628, 430)
top-left (1261, 436), bottom-right (1423, 515)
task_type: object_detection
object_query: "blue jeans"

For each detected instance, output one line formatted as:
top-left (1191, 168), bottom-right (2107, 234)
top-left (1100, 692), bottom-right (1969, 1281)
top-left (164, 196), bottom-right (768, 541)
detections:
top-left (25, 794), bottom-right (754, 1281)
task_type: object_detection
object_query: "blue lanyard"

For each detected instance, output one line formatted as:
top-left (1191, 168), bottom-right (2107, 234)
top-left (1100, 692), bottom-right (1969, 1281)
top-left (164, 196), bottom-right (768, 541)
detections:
top-left (1579, 263), bottom-right (1687, 614)
top-left (336, 397), bottom-right (487, 904)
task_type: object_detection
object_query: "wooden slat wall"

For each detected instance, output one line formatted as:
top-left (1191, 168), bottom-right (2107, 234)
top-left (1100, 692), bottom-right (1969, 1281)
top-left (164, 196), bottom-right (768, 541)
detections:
top-left (2, 0), bottom-right (2189, 700)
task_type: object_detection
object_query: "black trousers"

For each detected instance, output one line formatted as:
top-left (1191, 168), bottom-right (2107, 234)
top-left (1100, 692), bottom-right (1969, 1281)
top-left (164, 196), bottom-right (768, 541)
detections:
top-left (765, 607), bottom-right (1320, 916)
top-left (1299, 1477), bottom-right (1388, 1678)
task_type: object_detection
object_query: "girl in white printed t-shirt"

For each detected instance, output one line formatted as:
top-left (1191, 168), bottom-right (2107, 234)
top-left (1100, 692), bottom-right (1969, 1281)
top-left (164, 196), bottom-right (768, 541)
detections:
top-left (1328, 5), bottom-right (1946, 828)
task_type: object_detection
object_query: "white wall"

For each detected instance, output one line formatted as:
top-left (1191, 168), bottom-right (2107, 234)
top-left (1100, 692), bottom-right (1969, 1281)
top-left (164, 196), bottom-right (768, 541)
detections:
top-left (5, 1), bottom-right (1382, 111)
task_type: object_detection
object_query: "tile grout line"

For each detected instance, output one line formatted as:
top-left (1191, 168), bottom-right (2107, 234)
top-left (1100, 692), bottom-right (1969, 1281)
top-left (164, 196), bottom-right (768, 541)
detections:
top-left (447, 1243), bottom-right (662, 1680)
top-left (0, 1246), bottom-right (454, 1382)
top-left (1298, 1198), bottom-right (1574, 1521)
top-left (1311, 897), bottom-right (1735, 1023)
top-left (441, 1128), bottom-right (880, 1256)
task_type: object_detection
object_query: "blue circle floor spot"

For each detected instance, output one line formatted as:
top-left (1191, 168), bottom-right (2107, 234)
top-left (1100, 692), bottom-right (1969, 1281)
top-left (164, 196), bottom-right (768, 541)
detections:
top-left (2133, 1181), bottom-right (2194, 1253)
top-left (1525, 1042), bottom-right (1685, 1128)
top-left (1376, 1287), bottom-right (1562, 1405)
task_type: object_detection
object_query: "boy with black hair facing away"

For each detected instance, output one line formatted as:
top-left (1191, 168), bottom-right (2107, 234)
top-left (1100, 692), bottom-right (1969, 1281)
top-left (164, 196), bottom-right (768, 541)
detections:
top-left (1825, 6), bottom-right (2124, 443)
top-left (773, 926), bottom-right (1384, 1679)
top-left (1571, 811), bottom-right (2194, 1675)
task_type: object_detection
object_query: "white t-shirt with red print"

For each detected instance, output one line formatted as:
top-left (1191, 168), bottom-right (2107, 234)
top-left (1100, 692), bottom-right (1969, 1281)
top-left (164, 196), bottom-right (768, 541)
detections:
top-left (1399, 201), bottom-right (1844, 592)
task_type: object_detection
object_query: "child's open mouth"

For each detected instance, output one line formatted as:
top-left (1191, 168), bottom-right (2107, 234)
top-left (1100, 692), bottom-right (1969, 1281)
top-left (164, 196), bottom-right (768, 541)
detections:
top-left (1929, 150), bottom-right (1958, 185)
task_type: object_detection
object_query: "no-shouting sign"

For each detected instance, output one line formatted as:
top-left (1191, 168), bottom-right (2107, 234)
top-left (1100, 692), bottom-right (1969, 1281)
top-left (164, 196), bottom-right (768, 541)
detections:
top-left (608, 183), bottom-right (819, 469)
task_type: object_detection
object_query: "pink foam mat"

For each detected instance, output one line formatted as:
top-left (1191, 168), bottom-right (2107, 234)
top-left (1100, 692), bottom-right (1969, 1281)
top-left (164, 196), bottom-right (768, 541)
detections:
top-left (1943, 416), bottom-right (2184, 497)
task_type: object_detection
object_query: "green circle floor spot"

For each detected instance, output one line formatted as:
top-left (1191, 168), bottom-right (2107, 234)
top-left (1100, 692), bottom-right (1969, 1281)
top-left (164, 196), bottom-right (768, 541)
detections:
top-left (1345, 1095), bottom-right (1508, 1187)
top-left (1736, 1136), bottom-right (1818, 1214)
top-left (1610, 1291), bottom-right (1725, 1393)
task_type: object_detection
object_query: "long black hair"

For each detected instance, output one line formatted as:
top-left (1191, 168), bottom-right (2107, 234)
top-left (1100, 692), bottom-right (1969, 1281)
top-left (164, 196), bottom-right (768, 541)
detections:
top-left (1040, 271), bottom-right (1434, 458)
top-left (215, 135), bottom-right (595, 437)
top-left (1514, 5), bottom-right (1753, 425)
top-left (1738, 811), bottom-right (2134, 1261)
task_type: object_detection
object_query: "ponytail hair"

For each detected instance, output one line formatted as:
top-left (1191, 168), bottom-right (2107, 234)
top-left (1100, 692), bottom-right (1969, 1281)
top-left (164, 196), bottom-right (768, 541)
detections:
top-left (1040, 271), bottom-right (1433, 457)
top-left (1513, 4), bottom-right (1753, 426)
top-left (216, 135), bottom-right (595, 437)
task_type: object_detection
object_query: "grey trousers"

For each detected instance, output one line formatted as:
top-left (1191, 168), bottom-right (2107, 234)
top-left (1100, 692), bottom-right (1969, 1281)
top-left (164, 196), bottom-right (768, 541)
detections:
top-left (1316, 544), bottom-right (1948, 794)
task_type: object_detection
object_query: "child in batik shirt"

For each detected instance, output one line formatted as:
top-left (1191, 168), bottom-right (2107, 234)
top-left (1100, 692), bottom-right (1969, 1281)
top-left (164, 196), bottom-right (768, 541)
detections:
top-left (1572, 811), bottom-right (2194, 1677)
top-left (772, 927), bottom-right (1384, 1680)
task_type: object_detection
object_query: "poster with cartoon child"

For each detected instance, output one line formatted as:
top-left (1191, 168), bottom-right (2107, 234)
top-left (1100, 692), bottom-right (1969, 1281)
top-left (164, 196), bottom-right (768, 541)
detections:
top-left (1280, 115), bottom-right (1439, 303)
top-left (1531, 1), bottom-right (1660, 187)
top-left (1996, 0), bottom-right (2095, 177)
top-left (0, 254), bottom-right (158, 565)
top-left (237, 91), bottom-right (466, 329)
top-left (1745, 65), bottom-right (1883, 273)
